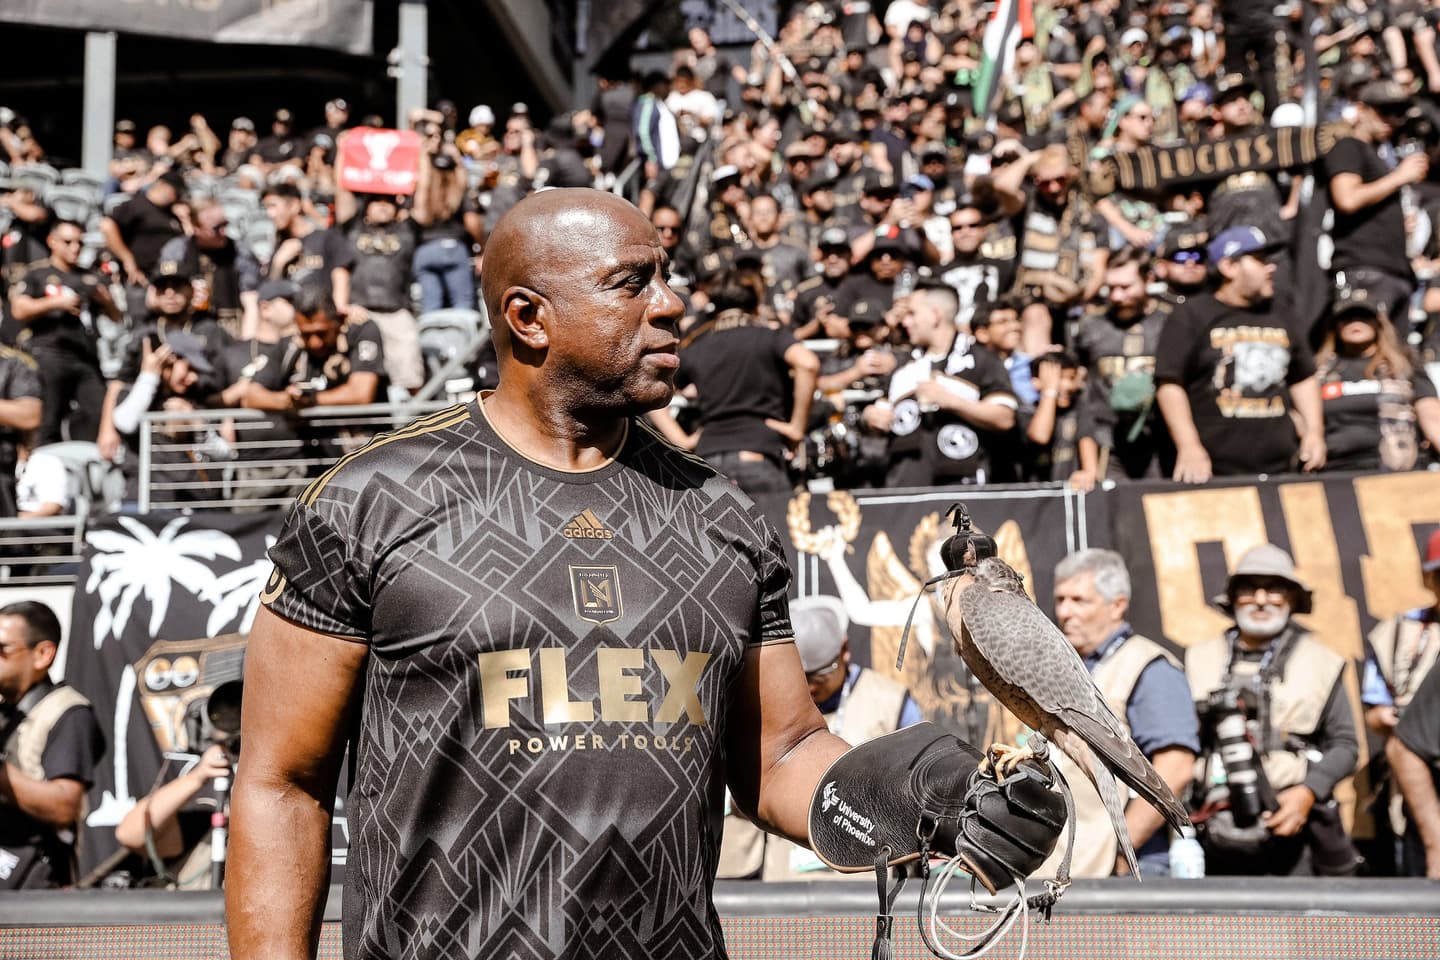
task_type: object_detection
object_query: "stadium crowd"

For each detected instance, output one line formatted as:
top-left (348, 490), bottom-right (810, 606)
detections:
top-left (1, 0), bottom-right (1440, 893)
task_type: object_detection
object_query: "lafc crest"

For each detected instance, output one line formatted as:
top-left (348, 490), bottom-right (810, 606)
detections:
top-left (570, 565), bottom-right (622, 625)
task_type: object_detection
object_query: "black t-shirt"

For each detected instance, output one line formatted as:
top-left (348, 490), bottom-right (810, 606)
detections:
top-left (1319, 354), bottom-right (1438, 471)
top-left (345, 218), bottom-right (418, 312)
top-left (12, 262), bottom-right (108, 357)
top-left (793, 275), bottom-right (853, 333)
top-left (255, 135), bottom-right (303, 165)
top-left (837, 273), bottom-right (896, 329)
top-left (278, 227), bottom-right (356, 286)
top-left (0, 346), bottom-right (41, 476)
top-left (263, 400), bottom-right (791, 960)
top-left (255, 319), bottom-right (389, 402)
top-left (1072, 304), bottom-right (1172, 476)
top-left (887, 339), bottom-right (1019, 481)
top-left (1155, 293), bottom-right (1316, 475)
top-left (1325, 137), bottom-right (1412, 280)
top-left (109, 193), bottom-right (184, 277)
top-left (1396, 661), bottom-right (1440, 769)
top-left (678, 310), bottom-right (796, 461)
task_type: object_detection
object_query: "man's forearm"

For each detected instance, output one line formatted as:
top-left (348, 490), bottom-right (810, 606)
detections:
top-left (1387, 737), bottom-right (1440, 865)
top-left (1288, 376), bottom-right (1324, 439)
top-left (0, 397), bottom-right (41, 432)
top-left (1125, 748), bottom-right (1194, 853)
top-left (753, 728), bottom-right (852, 845)
top-left (227, 774), bottom-right (334, 960)
top-left (2, 765), bottom-right (83, 827)
top-left (1156, 383), bottom-right (1203, 449)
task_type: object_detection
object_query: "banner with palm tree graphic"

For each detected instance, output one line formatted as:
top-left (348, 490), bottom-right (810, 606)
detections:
top-left (66, 511), bottom-right (284, 879)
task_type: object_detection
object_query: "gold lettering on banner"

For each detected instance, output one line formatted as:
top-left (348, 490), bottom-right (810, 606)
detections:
top-left (1215, 141), bottom-right (1234, 170)
top-left (597, 647), bottom-right (649, 722)
top-left (479, 649), bottom-right (530, 729)
top-left (1255, 135), bottom-right (1274, 165)
top-left (1175, 149), bottom-right (1195, 178)
top-left (652, 650), bottom-right (711, 724)
top-left (1143, 487), bottom-right (1268, 648)
top-left (1195, 144), bottom-right (1214, 176)
top-left (1277, 484), bottom-right (1363, 661)
top-left (1158, 151), bottom-right (1176, 181)
top-left (1233, 138), bottom-right (1253, 167)
top-left (538, 648), bottom-right (595, 725)
top-left (1355, 473), bottom-right (1440, 621)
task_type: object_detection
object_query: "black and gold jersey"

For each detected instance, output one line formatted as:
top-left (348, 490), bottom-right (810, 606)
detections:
top-left (263, 398), bottom-right (793, 960)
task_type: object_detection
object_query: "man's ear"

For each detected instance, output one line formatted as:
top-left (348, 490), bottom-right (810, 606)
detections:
top-left (502, 285), bottom-right (549, 351)
top-left (31, 640), bottom-right (58, 674)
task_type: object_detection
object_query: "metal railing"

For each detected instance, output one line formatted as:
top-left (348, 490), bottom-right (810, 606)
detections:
top-left (0, 515), bottom-right (86, 586)
top-left (137, 401), bottom-right (459, 513)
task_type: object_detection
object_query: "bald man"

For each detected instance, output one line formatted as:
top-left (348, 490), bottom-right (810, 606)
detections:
top-left (226, 189), bottom-right (1064, 960)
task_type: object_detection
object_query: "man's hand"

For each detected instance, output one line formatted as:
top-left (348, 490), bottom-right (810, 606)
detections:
top-left (1398, 152), bottom-right (1430, 186)
top-left (1263, 784), bottom-right (1315, 837)
top-left (1298, 432), bottom-right (1326, 473)
top-left (1068, 468), bottom-right (1097, 493)
top-left (1365, 704), bottom-right (1400, 737)
top-left (855, 350), bottom-right (896, 378)
top-left (862, 401), bottom-right (894, 432)
top-left (191, 745), bottom-right (233, 784)
top-left (97, 424), bottom-right (122, 462)
top-left (765, 418), bottom-right (804, 447)
top-left (913, 379), bottom-right (953, 411)
top-left (140, 340), bottom-right (174, 377)
top-left (1173, 443), bottom-right (1212, 483)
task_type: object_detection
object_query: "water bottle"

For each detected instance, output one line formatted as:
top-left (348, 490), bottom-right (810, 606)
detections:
top-left (1170, 828), bottom-right (1205, 879)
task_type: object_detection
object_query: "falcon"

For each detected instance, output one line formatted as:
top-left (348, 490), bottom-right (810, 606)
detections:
top-left (932, 508), bottom-right (1192, 878)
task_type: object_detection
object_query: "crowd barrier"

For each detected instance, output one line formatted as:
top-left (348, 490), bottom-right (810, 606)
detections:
top-left (1, 879), bottom-right (1435, 958)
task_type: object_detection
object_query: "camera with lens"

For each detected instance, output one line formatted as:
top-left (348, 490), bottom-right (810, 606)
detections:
top-left (180, 679), bottom-right (243, 757)
top-left (1195, 686), bottom-right (1277, 826)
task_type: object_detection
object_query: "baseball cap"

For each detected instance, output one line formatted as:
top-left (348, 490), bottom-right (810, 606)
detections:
top-left (232, 116), bottom-right (255, 132)
top-left (1179, 83), bottom-right (1213, 105)
top-left (1207, 225), bottom-right (1276, 265)
top-left (784, 140), bottom-right (821, 160)
top-left (1161, 25), bottom-right (1190, 47)
top-left (258, 278), bottom-right (301, 303)
top-left (902, 174), bottom-right (936, 197)
top-left (164, 329), bottom-right (215, 376)
top-left (1330, 285), bottom-right (1382, 320)
top-left (469, 104), bottom-right (495, 127)
top-left (1120, 27), bottom-right (1149, 47)
top-left (802, 172), bottom-right (839, 194)
top-left (149, 257), bottom-right (194, 285)
top-left (862, 170), bottom-right (898, 197)
top-left (1424, 528), bottom-right (1440, 573)
top-left (326, 98), bottom-right (349, 112)
top-left (711, 164), bottom-right (742, 186)
top-left (115, 118), bottom-right (137, 134)
top-left (1160, 222), bottom-right (1209, 260)
top-left (790, 596), bottom-right (849, 672)
top-left (1358, 79), bottom-right (1412, 109)
top-left (274, 108), bottom-right (294, 125)
top-left (818, 227), bottom-right (851, 250)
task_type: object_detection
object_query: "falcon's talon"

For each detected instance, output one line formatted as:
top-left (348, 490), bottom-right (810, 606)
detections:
top-left (986, 742), bottom-right (1035, 781)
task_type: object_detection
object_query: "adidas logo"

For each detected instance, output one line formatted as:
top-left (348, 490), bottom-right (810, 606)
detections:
top-left (562, 509), bottom-right (615, 540)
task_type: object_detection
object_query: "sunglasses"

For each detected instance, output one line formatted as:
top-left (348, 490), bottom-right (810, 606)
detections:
top-left (1169, 250), bottom-right (1204, 264)
top-left (654, 224), bottom-right (681, 233)
top-left (805, 658), bottom-right (844, 682)
top-left (1034, 176), bottom-right (1069, 188)
top-left (951, 221), bottom-right (984, 231)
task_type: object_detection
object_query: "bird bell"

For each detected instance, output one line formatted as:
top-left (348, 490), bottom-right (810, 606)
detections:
top-left (940, 503), bottom-right (997, 573)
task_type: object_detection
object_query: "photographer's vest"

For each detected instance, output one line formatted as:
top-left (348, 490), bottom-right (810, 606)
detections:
top-left (1368, 614), bottom-right (1438, 710)
top-left (1035, 633), bottom-right (1178, 879)
top-left (1367, 612), bottom-right (1438, 833)
top-left (1185, 631), bottom-right (1345, 791)
top-left (3, 682), bottom-right (92, 875)
top-left (715, 668), bottom-right (908, 882)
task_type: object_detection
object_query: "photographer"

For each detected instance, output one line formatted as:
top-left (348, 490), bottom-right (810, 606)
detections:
top-left (1184, 545), bottom-right (1361, 876)
top-left (1326, 81), bottom-right (1428, 323)
top-left (411, 108), bottom-right (481, 313)
top-left (0, 601), bottom-right (103, 889)
top-left (115, 744), bottom-right (231, 889)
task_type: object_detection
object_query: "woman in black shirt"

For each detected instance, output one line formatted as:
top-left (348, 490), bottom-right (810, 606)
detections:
top-left (1316, 290), bottom-right (1440, 472)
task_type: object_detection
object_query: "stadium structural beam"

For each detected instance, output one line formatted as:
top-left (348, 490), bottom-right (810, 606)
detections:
top-left (396, 0), bottom-right (429, 126)
top-left (81, 31), bottom-right (117, 180)
top-left (479, 0), bottom-right (573, 113)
